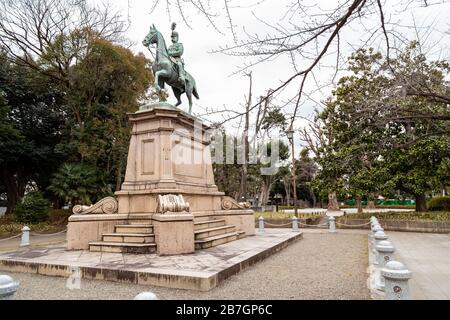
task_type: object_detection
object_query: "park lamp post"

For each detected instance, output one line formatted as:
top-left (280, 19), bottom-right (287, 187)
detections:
top-left (286, 126), bottom-right (298, 218)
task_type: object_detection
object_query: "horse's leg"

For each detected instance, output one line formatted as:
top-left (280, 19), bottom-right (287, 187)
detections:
top-left (186, 82), bottom-right (193, 114)
top-left (172, 87), bottom-right (182, 106)
top-left (154, 70), bottom-right (163, 92)
top-left (154, 70), bottom-right (169, 92)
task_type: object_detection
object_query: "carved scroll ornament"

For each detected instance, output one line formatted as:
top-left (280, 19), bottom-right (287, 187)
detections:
top-left (221, 196), bottom-right (251, 210)
top-left (72, 197), bottom-right (118, 215)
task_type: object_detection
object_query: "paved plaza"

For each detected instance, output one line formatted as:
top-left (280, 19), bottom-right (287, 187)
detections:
top-left (0, 229), bottom-right (302, 291)
top-left (387, 232), bottom-right (450, 300)
top-left (1, 230), bottom-right (370, 299)
top-left (1, 228), bottom-right (448, 299)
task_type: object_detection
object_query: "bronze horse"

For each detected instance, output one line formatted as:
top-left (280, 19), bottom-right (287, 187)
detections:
top-left (143, 25), bottom-right (199, 114)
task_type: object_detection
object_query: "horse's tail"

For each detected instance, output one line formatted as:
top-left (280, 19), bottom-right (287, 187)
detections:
top-left (193, 85), bottom-right (199, 100)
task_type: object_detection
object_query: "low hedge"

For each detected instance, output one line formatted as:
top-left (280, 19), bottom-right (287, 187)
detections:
top-left (279, 204), bottom-right (416, 209)
top-left (340, 204), bottom-right (415, 209)
top-left (428, 196), bottom-right (450, 211)
top-left (0, 208), bottom-right (71, 238)
top-left (342, 211), bottom-right (450, 221)
top-left (255, 211), bottom-right (324, 220)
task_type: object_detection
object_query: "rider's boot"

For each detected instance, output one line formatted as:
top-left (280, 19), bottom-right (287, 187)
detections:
top-left (178, 69), bottom-right (185, 83)
top-left (177, 62), bottom-right (185, 84)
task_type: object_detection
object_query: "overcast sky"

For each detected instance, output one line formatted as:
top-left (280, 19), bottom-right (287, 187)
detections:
top-left (94, 0), bottom-right (450, 145)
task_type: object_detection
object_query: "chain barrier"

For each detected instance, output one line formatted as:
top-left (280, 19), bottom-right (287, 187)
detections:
top-left (298, 221), bottom-right (329, 227)
top-left (255, 219), bottom-right (329, 228)
top-left (30, 228), bottom-right (68, 237)
top-left (0, 234), bottom-right (22, 242)
top-left (335, 221), bottom-right (371, 227)
top-left (263, 221), bottom-right (293, 227)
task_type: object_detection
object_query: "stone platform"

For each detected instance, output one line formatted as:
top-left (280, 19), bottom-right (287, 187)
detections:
top-left (0, 229), bottom-right (302, 291)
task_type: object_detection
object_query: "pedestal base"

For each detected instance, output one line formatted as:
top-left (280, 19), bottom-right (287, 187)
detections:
top-left (67, 214), bottom-right (129, 250)
top-left (152, 214), bottom-right (195, 255)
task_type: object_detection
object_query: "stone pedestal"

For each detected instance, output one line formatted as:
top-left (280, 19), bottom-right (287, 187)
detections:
top-left (67, 103), bottom-right (255, 253)
top-left (115, 103), bottom-right (224, 214)
top-left (152, 214), bottom-right (195, 255)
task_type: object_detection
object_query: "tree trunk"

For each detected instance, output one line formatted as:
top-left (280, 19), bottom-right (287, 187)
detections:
top-left (238, 72), bottom-right (251, 202)
top-left (311, 190), bottom-right (317, 208)
top-left (2, 166), bottom-right (27, 214)
top-left (414, 193), bottom-right (427, 212)
top-left (115, 157), bottom-right (123, 192)
top-left (366, 200), bottom-right (376, 209)
top-left (6, 187), bottom-right (19, 214)
top-left (283, 178), bottom-right (290, 206)
top-left (356, 195), bottom-right (363, 213)
top-left (259, 179), bottom-right (273, 207)
top-left (52, 198), bottom-right (63, 209)
top-left (327, 191), bottom-right (340, 210)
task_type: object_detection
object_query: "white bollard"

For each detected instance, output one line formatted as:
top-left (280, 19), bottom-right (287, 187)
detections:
top-left (373, 230), bottom-right (388, 248)
top-left (292, 217), bottom-right (299, 232)
top-left (381, 261), bottom-right (412, 300)
top-left (376, 240), bottom-right (395, 267)
top-left (20, 226), bottom-right (30, 247)
top-left (258, 217), bottom-right (265, 233)
top-left (371, 225), bottom-right (383, 236)
top-left (375, 240), bottom-right (395, 291)
top-left (0, 275), bottom-right (19, 300)
top-left (134, 292), bottom-right (158, 300)
top-left (371, 222), bottom-right (382, 230)
top-left (328, 216), bottom-right (336, 233)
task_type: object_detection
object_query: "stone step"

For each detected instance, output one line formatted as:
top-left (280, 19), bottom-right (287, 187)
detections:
top-left (194, 225), bottom-right (236, 240)
top-left (127, 213), bottom-right (153, 225)
top-left (237, 231), bottom-right (246, 240)
top-left (89, 241), bottom-right (156, 254)
top-left (129, 220), bottom-right (153, 225)
top-left (115, 224), bottom-right (153, 234)
top-left (194, 219), bottom-right (226, 231)
top-left (102, 233), bottom-right (155, 244)
top-left (195, 232), bottom-right (239, 250)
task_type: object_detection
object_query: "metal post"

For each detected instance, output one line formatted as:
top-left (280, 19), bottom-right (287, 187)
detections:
top-left (381, 261), bottom-right (412, 300)
top-left (291, 145), bottom-right (298, 219)
top-left (0, 275), bottom-right (19, 300)
top-left (292, 217), bottom-right (299, 232)
top-left (20, 226), bottom-right (30, 247)
top-left (258, 216), bottom-right (265, 233)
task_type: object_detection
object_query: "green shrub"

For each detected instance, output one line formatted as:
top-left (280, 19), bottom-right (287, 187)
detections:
top-left (14, 191), bottom-right (50, 223)
top-left (343, 211), bottom-right (450, 221)
top-left (428, 196), bottom-right (450, 211)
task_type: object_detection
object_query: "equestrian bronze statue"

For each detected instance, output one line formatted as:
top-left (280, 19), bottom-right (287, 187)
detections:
top-left (143, 23), bottom-right (199, 114)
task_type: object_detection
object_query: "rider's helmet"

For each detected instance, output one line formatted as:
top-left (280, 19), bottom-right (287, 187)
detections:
top-left (171, 23), bottom-right (179, 41)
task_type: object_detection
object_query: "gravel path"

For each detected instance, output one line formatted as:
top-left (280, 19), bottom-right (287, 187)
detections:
top-left (3, 231), bottom-right (370, 300)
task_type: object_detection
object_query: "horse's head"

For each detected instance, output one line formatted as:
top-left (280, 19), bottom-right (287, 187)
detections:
top-left (143, 24), bottom-right (159, 47)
